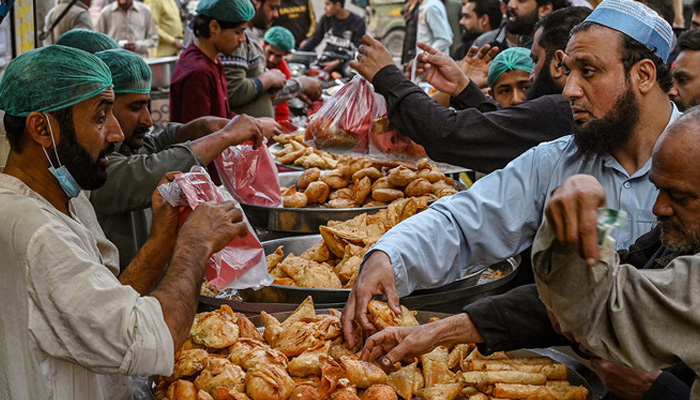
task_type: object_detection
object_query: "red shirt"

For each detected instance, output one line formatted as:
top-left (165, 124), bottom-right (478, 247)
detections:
top-left (170, 43), bottom-right (232, 123)
top-left (271, 59), bottom-right (292, 123)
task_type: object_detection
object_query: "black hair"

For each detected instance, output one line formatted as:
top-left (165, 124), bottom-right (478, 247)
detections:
top-left (637, 0), bottom-right (674, 26)
top-left (570, 21), bottom-right (673, 93)
top-left (536, 0), bottom-right (572, 11)
top-left (692, 0), bottom-right (700, 14)
top-left (328, 0), bottom-right (344, 6)
top-left (192, 14), bottom-right (246, 38)
top-left (3, 107), bottom-right (73, 152)
top-left (678, 27), bottom-right (700, 51)
top-left (469, 0), bottom-right (503, 30)
top-left (534, 7), bottom-right (591, 59)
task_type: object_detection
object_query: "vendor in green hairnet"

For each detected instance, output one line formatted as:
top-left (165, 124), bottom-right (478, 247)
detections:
top-left (55, 28), bottom-right (120, 53)
top-left (264, 26), bottom-right (296, 122)
top-left (90, 48), bottom-right (281, 270)
top-left (0, 45), bottom-right (251, 399)
top-left (486, 47), bottom-right (535, 107)
top-left (170, 0), bottom-right (255, 122)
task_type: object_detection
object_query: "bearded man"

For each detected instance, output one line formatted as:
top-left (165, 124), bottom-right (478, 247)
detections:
top-left (346, 0), bottom-right (690, 397)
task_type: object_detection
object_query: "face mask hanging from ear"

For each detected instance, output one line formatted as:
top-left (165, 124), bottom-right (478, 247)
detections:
top-left (41, 113), bottom-right (82, 198)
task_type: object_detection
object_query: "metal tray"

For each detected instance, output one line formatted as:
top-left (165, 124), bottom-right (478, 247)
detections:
top-left (203, 235), bottom-right (518, 311)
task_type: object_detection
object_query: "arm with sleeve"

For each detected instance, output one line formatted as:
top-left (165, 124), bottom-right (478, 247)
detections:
top-left (299, 16), bottom-right (328, 51)
top-left (372, 65), bottom-right (573, 173)
top-left (224, 63), bottom-right (262, 107)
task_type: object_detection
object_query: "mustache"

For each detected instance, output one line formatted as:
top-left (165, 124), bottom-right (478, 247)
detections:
top-left (100, 143), bottom-right (115, 158)
top-left (133, 125), bottom-right (151, 137)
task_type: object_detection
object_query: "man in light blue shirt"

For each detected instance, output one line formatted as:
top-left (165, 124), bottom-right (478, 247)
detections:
top-left (416, 0), bottom-right (453, 56)
top-left (342, 0), bottom-right (678, 343)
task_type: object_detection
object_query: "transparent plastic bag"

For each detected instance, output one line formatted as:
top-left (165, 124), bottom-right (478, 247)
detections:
top-left (158, 166), bottom-right (273, 290)
top-left (214, 139), bottom-right (282, 207)
top-left (368, 93), bottom-right (426, 163)
top-left (305, 75), bottom-right (375, 153)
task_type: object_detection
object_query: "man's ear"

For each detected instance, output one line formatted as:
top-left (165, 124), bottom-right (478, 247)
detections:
top-left (487, 88), bottom-right (495, 99)
top-left (632, 59), bottom-right (657, 94)
top-left (550, 49), bottom-right (566, 81)
top-left (209, 19), bottom-right (220, 35)
top-left (538, 3), bottom-right (553, 17)
top-left (25, 112), bottom-right (55, 149)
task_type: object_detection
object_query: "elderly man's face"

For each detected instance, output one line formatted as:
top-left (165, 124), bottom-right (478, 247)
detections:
top-left (113, 93), bottom-right (153, 150)
top-left (669, 50), bottom-right (700, 109)
top-left (52, 89), bottom-right (124, 190)
top-left (562, 27), bottom-right (641, 157)
top-left (650, 126), bottom-right (700, 253)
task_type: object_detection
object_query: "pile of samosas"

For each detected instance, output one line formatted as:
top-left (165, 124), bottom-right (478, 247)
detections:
top-left (281, 156), bottom-right (458, 209)
top-left (266, 197), bottom-right (430, 289)
top-left (154, 298), bottom-right (588, 400)
top-left (272, 133), bottom-right (339, 170)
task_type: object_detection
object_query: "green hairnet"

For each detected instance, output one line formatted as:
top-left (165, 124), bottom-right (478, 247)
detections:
top-left (264, 26), bottom-right (295, 52)
top-left (0, 45), bottom-right (113, 117)
top-left (96, 49), bottom-right (152, 94)
top-left (55, 29), bottom-right (120, 54)
top-left (196, 0), bottom-right (255, 24)
top-left (487, 47), bottom-right (535, 89)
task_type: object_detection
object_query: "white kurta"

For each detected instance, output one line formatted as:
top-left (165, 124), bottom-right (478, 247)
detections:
top-left (0, 173), bottom-right (173, 400)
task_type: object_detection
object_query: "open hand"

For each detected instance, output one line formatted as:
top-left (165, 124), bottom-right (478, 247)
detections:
top-left (350, 35), bottom-right (395, 82)
top-left (415, 42), bottom-right (470, 96)
top-left (460, 45), bottom-right (499, 89)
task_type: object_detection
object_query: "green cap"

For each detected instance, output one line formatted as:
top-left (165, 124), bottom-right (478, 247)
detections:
top-left (264, 26), bottom-right (295, 52)
top-left (96, 49), bottom-right (152, 94)
top-left (487, 47), bottom-right (535, 89)
top-left (0, 45), bottom-right (113, 117)
top-left (196, 0), bottom-right (255, 24)
top-left (55, 29), bottom-right (120, 54)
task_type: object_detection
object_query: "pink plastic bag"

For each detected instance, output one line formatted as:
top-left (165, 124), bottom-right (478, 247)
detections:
top-left (214, 139), bottom-right (282, 207)
top-left (159, 166), bottom-right (272, 290)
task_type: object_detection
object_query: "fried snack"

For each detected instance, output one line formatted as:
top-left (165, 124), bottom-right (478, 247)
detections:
top-left (416, 165), bottom-right (445, 183)
top-left (301, 152), bottom-right (336, 169)
top-left (238, 344), bottom-right (288, 371)
top-left (404, 178), bottom-right (433, 197)
top-left (387, 166), bottom-right (417, 187)
top-left (352, 167), bottom-right (382, 182)
top-left (305, 181), bottom-right (330, 204)
top-left (491, 383), bottom-right (588, 400)
top-left (330, 386), bottom-right (361, 400)
top-left (414, 383), bottom-right (462, 400)
top-left (329, 198), bottom-right (359, 208)
top-left (289, 384), bottom-right (321, 400)
top-left (166, 379), bottom-right (197, 400)
top-left (367, 300), bottom-right (419, 330)
top-left (364, 384), bottom-right (399, 400)
top-left (283, 192), bottom-right (308, 208)
top-left (273, 277), bottom-right (296, 286)
top-left (234, 312), bottom-right (264, 342)
top-left (364, 200), bottom-right (388, 208)
top-left (372, 188), bottom-right (405, 202)
top-left (448, 344), bottom-right (475, 370)
top-left (324, 213), bottom-right (368, 242)
top-left (334, 251), bottom-right (364, 284)
top-left (387, 361), bottom-right (424, 400)
top-left (172, 349), bottom-right (209, 380)
top-left (319, 354), bottom-right (347, 398)
top-left (330, 187), bottom-right (354, 200)
top-left (245, 364), bottom-right (295, 400)
top-left (339, 356), bottom-right (388, 388)
top-left (277, 148), bottom-right (306, 164)
top-left (321, 170), bottom-right (351, 189)
top-left (299, 240), bottom-right (331, 263)
top-left (266, 246), bottom-right (285, 274)
top-left (294, 375), bottom-right (322, 388)
top-left (353, 176), bottom-right (372, 204)
top-left (288, 341), bottom-right (332, 377)
top-left (467, 393), bottom-right (488, 400)
top-left (371, 177), bottom-right (394, 192)
top-left (198, 389), bottom-right (215, 400)
top-left (282, 258), bottom-right (342, 289)
top-left (194, 358), bottom-right (246, 395)
top-left (190, 307), bottom-right (240, 349)
top-left (459, 371), bottom-right (547, 386)
top-left (469, 360), bottom-right (567, 380)
top-left (432, 181), bottom-right (458, 198)
top-left (281, 186), bottom-right (297, 196)
top-left (421, 346), bottom-right (454, 387)
top-left (228, 338), bottom-right (265, 366)
top-left (212, 388), bottom-right (251, 400)
top-left (298, 168), bottom-right (322, 190)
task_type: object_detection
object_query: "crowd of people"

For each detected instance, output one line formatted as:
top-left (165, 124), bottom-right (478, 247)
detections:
top-left (2, 0), bottom-right (700, 398)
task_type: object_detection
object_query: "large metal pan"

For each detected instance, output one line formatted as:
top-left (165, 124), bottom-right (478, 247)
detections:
top-left (209, 235), bottom-right (519, 312)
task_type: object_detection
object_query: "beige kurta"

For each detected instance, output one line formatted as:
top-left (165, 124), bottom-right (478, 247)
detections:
top-left (533, 221), bottom-right (700, 399)
top-left (96, 2), bottom-right (159, 58)
top-left (0, 174), bottom-right (173, 400)
top-left (43, 0), bottom-right (94, 46)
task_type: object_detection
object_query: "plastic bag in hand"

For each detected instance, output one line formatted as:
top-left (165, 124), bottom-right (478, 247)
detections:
top-left (214, 139), bottom-right (282, 207)
top-left (305, 75), bottom-right (375, 153)
top-left (368, 93), bottom-right (426, 162)
top-left (158, 166), bottom-right (273, 290)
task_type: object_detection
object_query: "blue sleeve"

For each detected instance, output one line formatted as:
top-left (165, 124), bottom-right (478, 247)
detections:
top-left (369, 143), bottom-right (560, 297)
top-left (423, 4), bottom-right (453, 54)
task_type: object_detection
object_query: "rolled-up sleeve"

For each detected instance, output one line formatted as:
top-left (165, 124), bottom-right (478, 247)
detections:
top-left (26, 221), bottom-right (174, 376)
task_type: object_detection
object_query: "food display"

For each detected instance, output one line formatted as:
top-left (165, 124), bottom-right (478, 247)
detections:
top-left (277, 152), bottom-right (457, 209)
top-left (265, 197), bottom-right (431, 289)
top-left (272, 133), bottom-right (340, 170)
top-left (153, 298), bottom-right (590, 400)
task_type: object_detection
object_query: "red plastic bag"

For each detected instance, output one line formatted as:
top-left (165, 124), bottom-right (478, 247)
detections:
top-left (159, 166), bottom-right (272, 290)
top-left (305, 75), bottom-right (376, 153)
top-left (214, 139), bottom-right (282, 207)
top-left (368, 93), bottom-right (426, 163)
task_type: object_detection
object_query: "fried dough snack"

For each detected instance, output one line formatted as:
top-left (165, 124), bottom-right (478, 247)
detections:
top-left (367, 300), bottom-right (419, 330)
top-left (245, 364), bottom-right (295, 400)
top-left (190, 307), bottom-right (240, 349)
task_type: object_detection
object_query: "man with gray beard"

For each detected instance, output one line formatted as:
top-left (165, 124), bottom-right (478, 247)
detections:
top-left (533, 107), bottom-right (700, 400)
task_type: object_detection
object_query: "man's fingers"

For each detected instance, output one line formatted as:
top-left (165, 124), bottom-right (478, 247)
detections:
top-left (349, 60), bottom-right (361, 71)
top-left (484, 46), bottom-right (500, 63)
top-left (580, 206), bottom-right (600, 265)
top-left (362, 34), bottom-right (380, 47)
top-left (465, 46), bottom-right (478, 59)
top-left (355, 291), bottom-right (377, 331)
top-left (342, 297), bottom-right (359, 346)
top-left (385, 284), bottom-right (401, 315)
top-left (158, 171), bottom-right (178, 185)
top-left (417, 42), bottom-right (440, 55)
top-left (381, 338), bottom-right (413, 367)
top-left (476, 44), bottom-right (491, 59)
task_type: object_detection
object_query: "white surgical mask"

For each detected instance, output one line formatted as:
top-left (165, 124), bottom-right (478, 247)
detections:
top-left (41, 113), bottom-right (82, 198)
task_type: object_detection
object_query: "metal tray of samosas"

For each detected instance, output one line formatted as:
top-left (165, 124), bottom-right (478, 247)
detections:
top-left (224, 235), bottom-right (519, 307)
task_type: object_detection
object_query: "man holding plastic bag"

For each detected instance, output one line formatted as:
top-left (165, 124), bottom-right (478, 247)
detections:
top-left (0, 45), bottom-right (250, 400)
